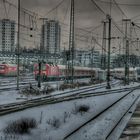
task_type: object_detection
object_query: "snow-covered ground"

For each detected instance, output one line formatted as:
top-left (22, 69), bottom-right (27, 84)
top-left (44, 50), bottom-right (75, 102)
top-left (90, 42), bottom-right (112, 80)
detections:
top-left (0, 90), bottom-right (130, 139)
top-left (0, 82), bottom-right (140, 140)
top-left (66, 90), bottom-right (140, 140)
top-left (0, 79), bottom-right (119, 105)
top-left (0, 79), bottom-right (136, 106)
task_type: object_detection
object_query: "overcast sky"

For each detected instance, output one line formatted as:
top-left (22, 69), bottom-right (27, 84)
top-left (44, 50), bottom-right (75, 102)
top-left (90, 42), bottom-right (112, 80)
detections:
top-left (1, 0), bottom-right (140, 53)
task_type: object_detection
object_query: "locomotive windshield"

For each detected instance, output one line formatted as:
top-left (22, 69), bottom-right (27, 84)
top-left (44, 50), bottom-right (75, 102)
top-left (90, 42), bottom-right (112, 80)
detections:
top-left (42, 65), bottom-right (46, 70)
top-left (0, 65), bottom-right (5, 70)
top-left (34, 64), bottom-right (46, 71)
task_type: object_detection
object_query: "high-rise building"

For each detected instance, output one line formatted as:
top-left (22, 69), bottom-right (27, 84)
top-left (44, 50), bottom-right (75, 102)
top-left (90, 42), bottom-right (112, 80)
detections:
top-left (40, 19), bottom-right (61, 54)
top-left (0, 19), bottom-right (15, 52)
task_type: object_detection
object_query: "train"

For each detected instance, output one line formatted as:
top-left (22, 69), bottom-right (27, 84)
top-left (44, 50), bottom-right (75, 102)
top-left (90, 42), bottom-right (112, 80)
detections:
top-left (112, 67), bottom-right (140, 81)
top-left (34, 63), bottom-right (106, 81)
top-left (0, 63), bottom-right (17, 76)
top-left (1, 62), bottom-right (140, 82)
top-left (34, 63), bottom-right (140, 82)
top-left (0, 63), bottom-right (24, 77)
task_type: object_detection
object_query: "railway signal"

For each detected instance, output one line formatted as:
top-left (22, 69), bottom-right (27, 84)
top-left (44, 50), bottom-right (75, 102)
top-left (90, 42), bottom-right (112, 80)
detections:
top-left (37, 60), bottom-right (41, 88)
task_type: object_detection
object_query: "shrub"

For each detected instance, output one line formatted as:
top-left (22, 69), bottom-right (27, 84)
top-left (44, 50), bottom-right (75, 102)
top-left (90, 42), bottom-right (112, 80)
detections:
top-left (78, 105), bottom-right (90, 113)
top-left (72, 104), bottom-right (90, 115)
top-left (3, 118), bottom-right (37, 134)
top-left (78, 82), bottom-right (90, 87)
top-left (42, 84), bottom-right (55, 94)
top-left (46, 117), bottom-right (60, 129)
top-left (19, 84), bottom-right (40, 96)
top-left (59, 83), bottom-right (81, 90)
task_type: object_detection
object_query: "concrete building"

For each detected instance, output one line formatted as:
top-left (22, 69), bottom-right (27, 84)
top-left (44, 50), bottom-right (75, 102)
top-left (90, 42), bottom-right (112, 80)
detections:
top-left (0, 19), bottom-right (15, 52)
top-left (40, 19), bottom-right (61, 54)
top-left (75, 49), bottom-right (101, 68)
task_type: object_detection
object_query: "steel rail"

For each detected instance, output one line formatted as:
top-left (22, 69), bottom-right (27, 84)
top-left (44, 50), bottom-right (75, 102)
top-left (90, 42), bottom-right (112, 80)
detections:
top-left (106, 92), bottom-right (140, 139)
top-left (63, 86), bottom-right (140, 140)
top-left (0, 85), bottom-right (139, 116)
top-left (0, 80), bottom-right (119, 108)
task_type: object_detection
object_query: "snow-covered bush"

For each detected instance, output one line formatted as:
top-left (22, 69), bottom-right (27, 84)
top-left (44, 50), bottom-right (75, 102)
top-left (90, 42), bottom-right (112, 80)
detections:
top-left (59, 83), bottom-right (76, 90)
top-left (72, 103), bottom-right (90, 115)
top-left (42, 84), bottom-right (55, 94)
top-left (19, 84), bottom-right (40, 96)
top-left (3, 118), bottom-right (37, 134)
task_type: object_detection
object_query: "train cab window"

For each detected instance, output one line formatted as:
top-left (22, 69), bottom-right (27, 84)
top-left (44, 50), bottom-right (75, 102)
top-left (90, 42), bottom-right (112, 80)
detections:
top-left (42, 65), bottom-right (46, 70)
top-left (0, 65), bottom-right (5, 69)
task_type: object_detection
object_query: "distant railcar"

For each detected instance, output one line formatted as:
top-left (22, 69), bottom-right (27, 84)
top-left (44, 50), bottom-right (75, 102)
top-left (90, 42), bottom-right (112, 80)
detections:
top-left (97, 69), bottom-right (106, 81)
top-left (0, 64), bottom-right (17, 76)
top-left (111, 67), bottom-right (138, 81)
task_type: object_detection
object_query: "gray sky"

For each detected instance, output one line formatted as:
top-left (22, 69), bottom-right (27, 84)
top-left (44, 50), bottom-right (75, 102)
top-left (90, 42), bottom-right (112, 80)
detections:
top-left (1, 0), bottom-right (140, 54)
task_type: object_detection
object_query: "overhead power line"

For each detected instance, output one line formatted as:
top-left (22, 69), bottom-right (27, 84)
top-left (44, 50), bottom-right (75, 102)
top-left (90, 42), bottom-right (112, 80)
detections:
top-left (89, 0), bottom-right (127, 37)
top-left (0, 0), bottom-right (38, 17)
top-left (95, 0), bottom-right (140, 7)
top-left (45, 0), bottom-right (66, 16)
top-left (89, 0), bottom-right (106, 15)
top-left (112, 0), bottom-right (128, 18)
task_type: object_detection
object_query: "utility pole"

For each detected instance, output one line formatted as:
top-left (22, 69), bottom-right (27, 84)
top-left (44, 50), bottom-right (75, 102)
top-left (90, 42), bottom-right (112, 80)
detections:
top-left (125, 39), bottom-right (129, 85)
top-left (106, 15), bottom-right (111, 89)
top-left (65, 50), bottom-right (70, 83)
top-left (17, 0), bottom-right (20, 90)
top-left (136, 38), bottom-right (139, 67)
top-left (123, 19), bottom-right (131, 85)
top-left (101, 21), bottom-right (107, 70)
top-left (68, 0), bottom-right (75, 84)
top-left (90, 47), bottom-right (94, 82)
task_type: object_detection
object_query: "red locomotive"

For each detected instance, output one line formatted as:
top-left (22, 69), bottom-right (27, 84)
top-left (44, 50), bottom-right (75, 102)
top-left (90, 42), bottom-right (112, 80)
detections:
top-left (34, 63), bottom-right (59, 81)
top-left (0, 63), bottom-right (17, 76)
top-left (34, 63), bottom-right (98, 81)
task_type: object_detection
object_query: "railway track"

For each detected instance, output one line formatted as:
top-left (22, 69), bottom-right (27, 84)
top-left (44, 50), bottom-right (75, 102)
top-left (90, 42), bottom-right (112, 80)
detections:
top-left (119, 101), bottom-right (140, 140)
top-left (0, 81), bottom-right (37, 92)
top-left (0, 78), bottom-right (118, 92)
top-left (0, 83), bottom-right (139, 117)
top-left (0, 80), bottom-right (119, 107)
top-left (62, 86), bottom-right (140, 140)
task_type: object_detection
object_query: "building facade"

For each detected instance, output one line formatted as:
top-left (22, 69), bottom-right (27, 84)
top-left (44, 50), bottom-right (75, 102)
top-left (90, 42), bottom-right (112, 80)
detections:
top-left (0, 19), bottom-right (15, 52)
top-left (40, 19), bottom-right (61, 54)
top-left (75, 49), bottom-right (101, 68)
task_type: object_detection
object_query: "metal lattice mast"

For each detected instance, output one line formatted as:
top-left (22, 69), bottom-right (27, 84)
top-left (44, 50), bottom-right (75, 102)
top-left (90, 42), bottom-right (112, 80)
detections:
top-left (68, 0), bottom-right (74, 84)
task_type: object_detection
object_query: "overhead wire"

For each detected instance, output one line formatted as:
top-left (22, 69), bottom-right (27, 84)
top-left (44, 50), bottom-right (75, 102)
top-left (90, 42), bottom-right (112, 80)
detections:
top-left (112, 0), bottom-right (128, 18)
top-left (2, 0), bottom-right (137, 56)
top-left (62, 0), bottom-right (70, 23)
top-left (95, 0), bottom-right (140, 7)
top-left (44, 0), bottom-right (66, 16)
top-left (2, 0), bottom-right (9, 18)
